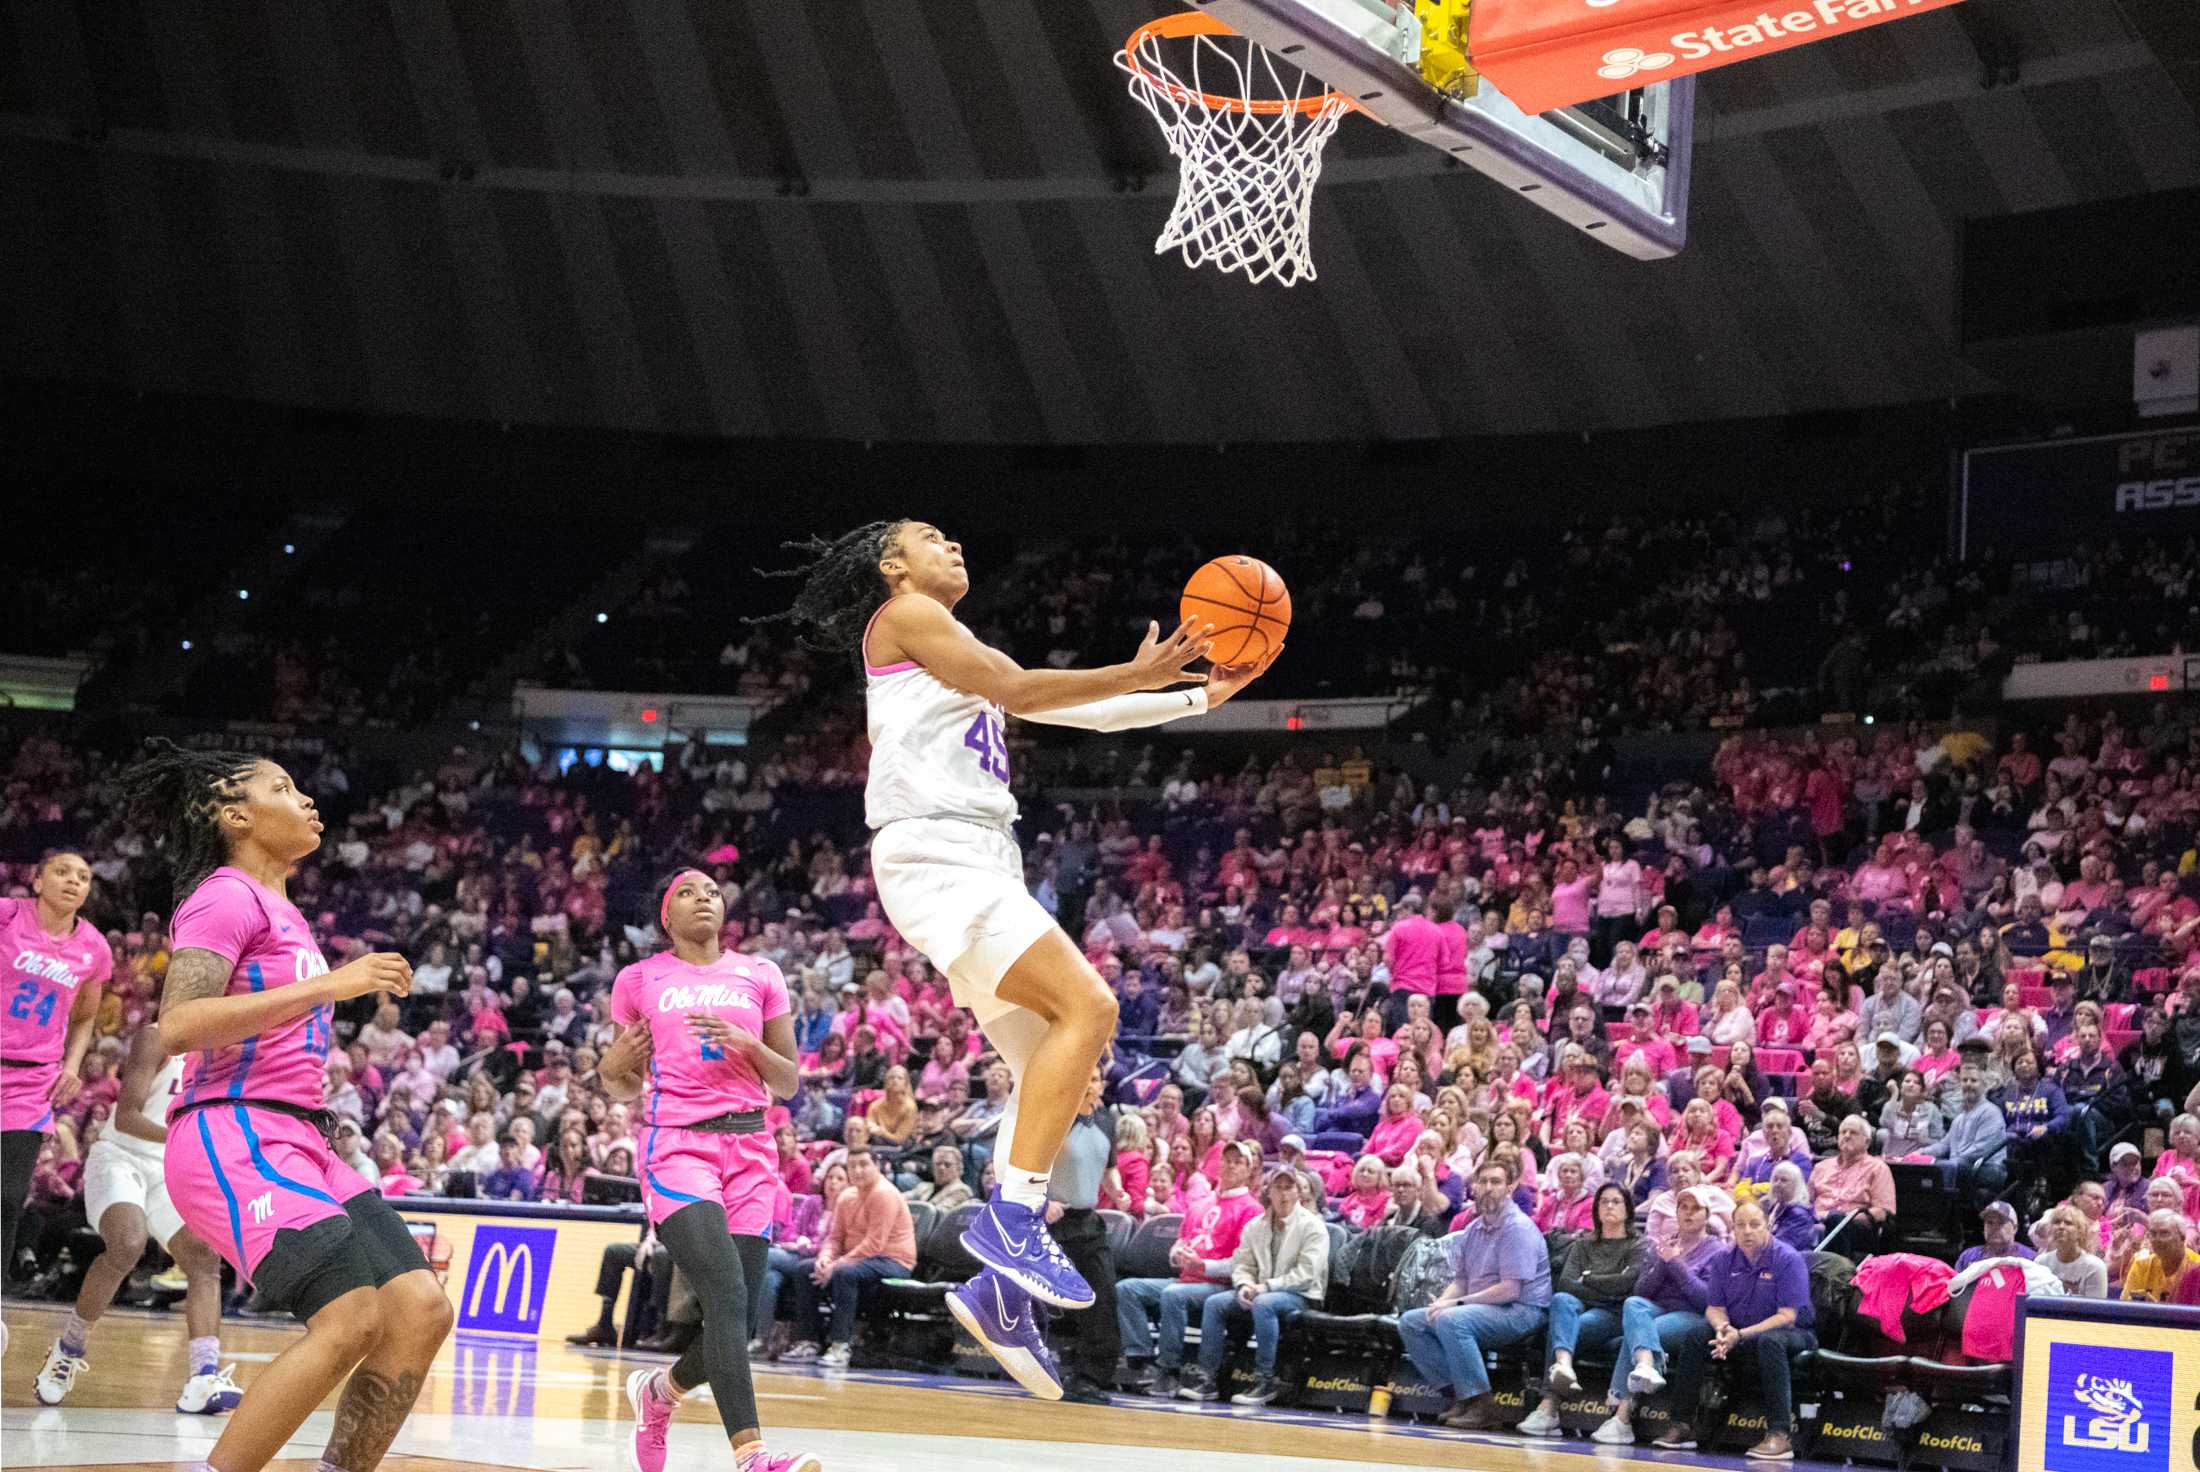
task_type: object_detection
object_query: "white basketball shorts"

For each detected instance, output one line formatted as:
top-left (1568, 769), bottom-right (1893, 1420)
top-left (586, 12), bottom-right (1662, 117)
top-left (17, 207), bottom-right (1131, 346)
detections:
top-left (82, 1134), bottom-right (185, 1246)
top-left (871, 817), bottom-right (1058, 1028)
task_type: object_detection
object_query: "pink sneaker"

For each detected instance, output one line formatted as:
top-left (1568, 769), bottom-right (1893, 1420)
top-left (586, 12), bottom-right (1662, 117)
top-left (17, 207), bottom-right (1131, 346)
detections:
top-left (743, 1453), bottom-right (823, 1472)
top-left (625, 1368), bottom-right (675, 1472)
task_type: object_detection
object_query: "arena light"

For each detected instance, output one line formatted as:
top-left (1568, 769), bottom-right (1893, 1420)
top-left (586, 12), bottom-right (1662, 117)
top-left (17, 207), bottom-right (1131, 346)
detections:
top-left (237, 588), bottom-right (250, 600)
top-left (180, 639), bottom-right (192, 651)
top-left (283, 543), bottom-right (296, 555)
top-left (596, 611), bottom-right (609, 624)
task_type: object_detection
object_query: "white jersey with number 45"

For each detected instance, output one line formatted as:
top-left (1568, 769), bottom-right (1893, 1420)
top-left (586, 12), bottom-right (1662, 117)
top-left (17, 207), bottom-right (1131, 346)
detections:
top-left (862, 604), bottom-right (1018, 832)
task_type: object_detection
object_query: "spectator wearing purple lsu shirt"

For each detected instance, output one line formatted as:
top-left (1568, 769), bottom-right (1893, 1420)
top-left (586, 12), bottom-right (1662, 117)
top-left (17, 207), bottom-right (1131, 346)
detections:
top-left (1395, 1161), bottom-right (1552, 1430)
top-left (1654, 1200), bottom-right (1816, 1462)
top-left (1952, 1200), bottom-right (2036, 1272)
top-left (1595, 1184), bottom-right (1726, 1446)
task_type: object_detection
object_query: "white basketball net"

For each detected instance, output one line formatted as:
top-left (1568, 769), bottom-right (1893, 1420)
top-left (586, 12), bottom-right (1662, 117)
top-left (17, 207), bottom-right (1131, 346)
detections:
top-left (1115, 23), bottom-right (1351, 288)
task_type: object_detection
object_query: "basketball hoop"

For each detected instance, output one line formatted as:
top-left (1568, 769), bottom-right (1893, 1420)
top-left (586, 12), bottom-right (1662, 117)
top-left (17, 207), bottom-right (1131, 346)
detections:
top-left (1115, 11), bottom-right (1356, 287)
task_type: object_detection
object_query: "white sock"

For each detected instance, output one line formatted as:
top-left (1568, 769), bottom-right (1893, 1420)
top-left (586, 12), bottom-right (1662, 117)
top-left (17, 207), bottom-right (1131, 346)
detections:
top-left (998, 1164), bottom-right (1050, 1211)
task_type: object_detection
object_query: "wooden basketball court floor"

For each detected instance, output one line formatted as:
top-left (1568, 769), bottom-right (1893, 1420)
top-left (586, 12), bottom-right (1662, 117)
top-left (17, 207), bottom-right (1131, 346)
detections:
top-left (3, 1302), bottom-right (1824, 1472)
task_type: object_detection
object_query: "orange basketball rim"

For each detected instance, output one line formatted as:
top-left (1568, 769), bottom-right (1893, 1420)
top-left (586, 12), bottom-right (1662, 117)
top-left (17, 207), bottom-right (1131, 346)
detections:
top-left (1119, 11), bottom-right (1361, 118)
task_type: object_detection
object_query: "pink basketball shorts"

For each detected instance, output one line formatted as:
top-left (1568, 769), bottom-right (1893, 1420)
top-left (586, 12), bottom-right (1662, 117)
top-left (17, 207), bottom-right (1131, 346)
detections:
top-left (0, 1062), bottom-right (59, 1133)
top-left (165, 1103), bottom-right (372, 1283)
top-left (639, 1124), bottom-right (778, 1234)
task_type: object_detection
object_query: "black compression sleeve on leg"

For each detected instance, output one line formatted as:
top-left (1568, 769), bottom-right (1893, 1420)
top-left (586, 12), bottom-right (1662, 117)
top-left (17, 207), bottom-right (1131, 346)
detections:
top-left (657, 1201), bottom-right (762, 1440)
top-left (737, 1233), bottom-right (768, 1342)
top-left (1, 1130), bottom-right (43, 1275)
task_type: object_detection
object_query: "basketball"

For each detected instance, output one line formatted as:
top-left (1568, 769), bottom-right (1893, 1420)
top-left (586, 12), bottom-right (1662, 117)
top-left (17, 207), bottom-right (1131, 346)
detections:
top-left (1181, 555), bottom-right (1291, 667)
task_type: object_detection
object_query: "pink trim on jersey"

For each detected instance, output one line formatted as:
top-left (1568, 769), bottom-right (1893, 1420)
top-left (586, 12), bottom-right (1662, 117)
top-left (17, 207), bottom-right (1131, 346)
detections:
top-left (860, 594), bottom-right (923, 677)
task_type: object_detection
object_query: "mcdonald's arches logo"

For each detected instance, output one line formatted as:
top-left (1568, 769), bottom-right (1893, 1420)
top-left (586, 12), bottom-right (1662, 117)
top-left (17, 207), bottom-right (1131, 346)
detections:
top-left (458, 1225), bottom-right (558, 1335)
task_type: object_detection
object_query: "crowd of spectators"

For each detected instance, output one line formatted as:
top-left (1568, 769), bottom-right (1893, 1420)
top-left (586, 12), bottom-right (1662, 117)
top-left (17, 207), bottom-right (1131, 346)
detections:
top-left (6, 659), bottom-right (2200, 1446)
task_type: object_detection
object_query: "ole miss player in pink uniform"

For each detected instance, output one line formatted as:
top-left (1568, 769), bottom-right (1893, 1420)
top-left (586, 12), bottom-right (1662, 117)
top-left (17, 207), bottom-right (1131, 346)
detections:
top-left (1, 850), bottom-right (112, 1289)
top-left (121, 740), bottom-right (450, 1472)
top-left (598, 869), bottom-right (821, 1472)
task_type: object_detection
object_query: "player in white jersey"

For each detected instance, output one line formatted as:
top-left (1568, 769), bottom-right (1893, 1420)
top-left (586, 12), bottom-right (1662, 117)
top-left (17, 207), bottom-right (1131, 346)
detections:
top-left (768, 519), bottom-right (1276, 1397)
top-left (34, 1016), bottom-right (240, 1414)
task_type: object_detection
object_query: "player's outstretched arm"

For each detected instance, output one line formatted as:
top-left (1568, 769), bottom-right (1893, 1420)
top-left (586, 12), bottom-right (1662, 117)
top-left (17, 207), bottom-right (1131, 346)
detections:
top-left (1020, 643), bottom-right (1284, 732)
top-left (876, 594), bottom-right (1212, 715)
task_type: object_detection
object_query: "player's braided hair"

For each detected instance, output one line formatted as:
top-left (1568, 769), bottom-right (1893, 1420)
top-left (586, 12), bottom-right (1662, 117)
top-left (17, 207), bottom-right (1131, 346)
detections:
top-left (751, 518), bottom-right (910, 660)
top-left (118, 737), bottom-right (260, 910)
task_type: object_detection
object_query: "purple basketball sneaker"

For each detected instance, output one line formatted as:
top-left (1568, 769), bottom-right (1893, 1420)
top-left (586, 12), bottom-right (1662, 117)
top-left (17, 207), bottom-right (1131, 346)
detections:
top-left (946, 1270), bottom-right (1064, 1401)
top-left (959, 1190), bottom-right (1094, 1308)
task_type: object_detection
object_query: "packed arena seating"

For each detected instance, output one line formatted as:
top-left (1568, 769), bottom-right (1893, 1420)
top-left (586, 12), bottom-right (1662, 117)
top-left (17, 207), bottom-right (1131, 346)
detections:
top-left (37, 482), bottom-right (2166, 734)
top-left (6, 665), bottom-right (2199, 1453)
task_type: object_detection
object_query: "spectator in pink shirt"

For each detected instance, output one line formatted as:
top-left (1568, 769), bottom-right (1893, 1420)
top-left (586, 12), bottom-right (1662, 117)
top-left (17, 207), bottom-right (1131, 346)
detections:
top-left (1263, 903), bottom-right (1311, 950)
top-left (1757, 980), bottom-right (1810, 1048)
top-left (1334, 1154), bottom-right (1393, 1228)
top-left (916, 1035), bottom-right (969, 1104)
top-left (1648, 975), bottom-right (1700, 1042)
top-left (1367, 1084), bottom-right (1425, 1165)
top-left (1667, 1098), bottom-right (1736, 1182)
top-left (1534, 1153), bottom-right (1600, 1236)
top-left (1549, 859), bottom-right (1594, 938)
top-left (1616, 1003), bottom-right (1679, 1081)
top-left (1803, 984), bottom-right (1859, 1053)
top-left (1853, 841), bottom-right (1909, 904)
top-left (1540, 1052), bottom-right (1613, 1148)
top-left (1752, 944), bottom-right (1794, 1008)
top-left (1593, 838), bottom-right (1645, 964)
top-left (1691, 904), bottom-right (1738, 959)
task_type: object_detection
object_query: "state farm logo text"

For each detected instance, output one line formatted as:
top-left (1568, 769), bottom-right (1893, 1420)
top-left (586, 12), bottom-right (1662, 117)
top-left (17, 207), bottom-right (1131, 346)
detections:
top-left (1634, 0), bottom-right (1942, 67)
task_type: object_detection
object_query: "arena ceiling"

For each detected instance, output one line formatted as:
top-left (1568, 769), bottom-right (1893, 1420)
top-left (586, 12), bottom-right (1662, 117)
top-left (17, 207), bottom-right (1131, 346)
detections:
top-left (2, 0), bottom-right (2194, 444)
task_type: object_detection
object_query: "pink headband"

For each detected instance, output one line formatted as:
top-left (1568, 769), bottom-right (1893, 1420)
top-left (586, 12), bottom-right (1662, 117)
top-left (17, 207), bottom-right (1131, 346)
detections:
top-left (661, 869), bottom-right (712, 930)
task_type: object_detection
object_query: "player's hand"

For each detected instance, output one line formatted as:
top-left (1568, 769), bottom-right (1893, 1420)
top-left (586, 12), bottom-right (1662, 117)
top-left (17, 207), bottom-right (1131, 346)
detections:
top-left (1128, 618), bottom-right (1214, 690)
top-left (1238, 1284), bottom-right (1259, 1307)
top-left (1202, 641), bottom-right (1284, 710)
top-left (48, 1070), bottom-right (83, 1107)
top-left (328, 952), bottom-right (413, 1001)
top-left (603, 1023), bottom-right (653, 1078)
top-left (688, 1015), bottom-right (760, 1058)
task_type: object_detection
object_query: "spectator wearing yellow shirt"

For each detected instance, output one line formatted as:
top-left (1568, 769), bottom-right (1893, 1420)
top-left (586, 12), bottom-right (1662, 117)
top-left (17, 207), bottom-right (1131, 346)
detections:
top-left (2118, 1210), bottom-right (2199, 1303)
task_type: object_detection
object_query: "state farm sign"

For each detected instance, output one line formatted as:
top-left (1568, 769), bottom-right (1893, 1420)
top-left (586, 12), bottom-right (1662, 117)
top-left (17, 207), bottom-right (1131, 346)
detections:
top-left (1470, 0), bottom-right (1968, 115)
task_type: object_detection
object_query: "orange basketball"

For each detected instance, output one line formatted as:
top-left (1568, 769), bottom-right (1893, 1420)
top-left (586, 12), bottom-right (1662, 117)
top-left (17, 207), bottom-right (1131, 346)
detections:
top-left (1181, 555), bottom-right (1291, 667)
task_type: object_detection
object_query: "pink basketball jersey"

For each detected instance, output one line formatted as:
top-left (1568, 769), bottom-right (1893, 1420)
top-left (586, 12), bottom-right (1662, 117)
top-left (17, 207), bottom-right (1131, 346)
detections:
top-left (170, 868), bottom-right (335, 1112)
top-left (0, 897), bottom-right (113, 1064)
top-left (611, 951), bottom-right (789, 1127)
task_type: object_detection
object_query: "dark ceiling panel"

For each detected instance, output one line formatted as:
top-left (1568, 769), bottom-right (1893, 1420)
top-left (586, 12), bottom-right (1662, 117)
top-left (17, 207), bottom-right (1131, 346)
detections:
top-left (321, 2), bottom-right (430, 159)
top-left (0, 0), bottom-right (2192, 442)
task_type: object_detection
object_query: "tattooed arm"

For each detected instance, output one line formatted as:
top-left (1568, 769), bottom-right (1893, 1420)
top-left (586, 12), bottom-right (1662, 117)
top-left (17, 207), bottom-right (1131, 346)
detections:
top-left (158, 949), bottom-right (413, 1057)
